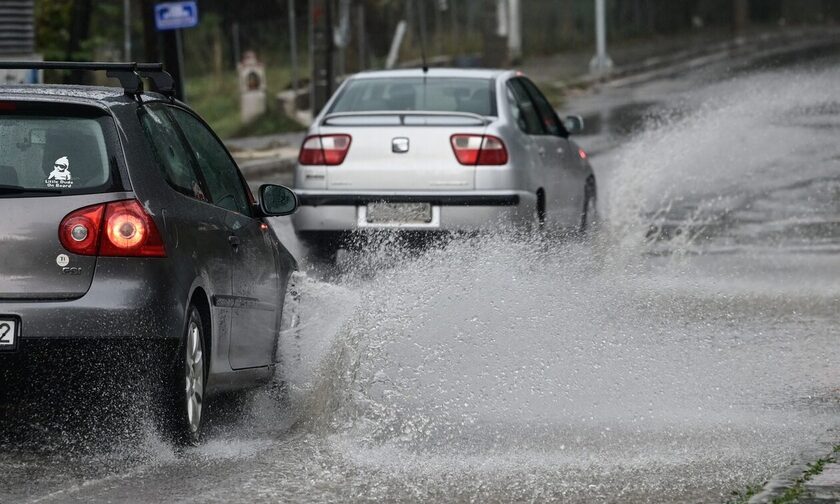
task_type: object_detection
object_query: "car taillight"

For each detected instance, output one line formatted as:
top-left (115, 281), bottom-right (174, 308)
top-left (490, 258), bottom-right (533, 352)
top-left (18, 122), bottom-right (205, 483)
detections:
top-left (298, 134), bottom-right (352, 165)
top-left (450, 134), bottom-right (508, 166)
top-left (59, 199), bottom-right (166, 257)
top-left (59, 204), bottom-right (105, 255)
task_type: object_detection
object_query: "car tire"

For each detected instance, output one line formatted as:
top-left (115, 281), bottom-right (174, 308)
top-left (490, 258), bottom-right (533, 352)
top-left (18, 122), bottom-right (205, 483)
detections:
top-left (300, 233), bottom-right (340, 264)
top-left (158, 305), bottom-right (207, 446)
top-left (580, 178), bottom-right (598, 234)
top-left (537, 190), bottom-right (546, 229)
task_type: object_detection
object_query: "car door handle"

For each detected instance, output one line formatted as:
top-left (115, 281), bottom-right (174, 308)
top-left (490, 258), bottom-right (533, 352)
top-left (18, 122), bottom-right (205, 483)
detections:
top-left (537, 147), bottom-right (546, 157)
top-left (228, 235), bottom-right (241, 250)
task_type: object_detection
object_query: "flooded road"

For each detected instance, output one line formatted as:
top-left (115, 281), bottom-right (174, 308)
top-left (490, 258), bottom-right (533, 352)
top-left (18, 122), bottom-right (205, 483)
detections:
top-left (3, 43), bottom-right (840, 503)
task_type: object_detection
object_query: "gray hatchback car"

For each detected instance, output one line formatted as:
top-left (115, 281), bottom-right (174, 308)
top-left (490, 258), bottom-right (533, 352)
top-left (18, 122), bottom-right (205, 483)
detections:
top-left (0, 62), bottom-right (298, 444)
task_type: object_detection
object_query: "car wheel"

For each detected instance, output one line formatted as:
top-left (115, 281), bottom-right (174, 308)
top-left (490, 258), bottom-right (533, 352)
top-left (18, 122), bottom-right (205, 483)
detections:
top-left (301, 234), bottom-right (340, 264)
top-left (580, 178), bottom-right (598, 234)
top-left (160, 305), bottom-right (206, 446)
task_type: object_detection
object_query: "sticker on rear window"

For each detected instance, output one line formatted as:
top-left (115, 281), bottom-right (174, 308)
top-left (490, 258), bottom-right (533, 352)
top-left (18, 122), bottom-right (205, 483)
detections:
top-left (45, 156), bottom-right (73, 188)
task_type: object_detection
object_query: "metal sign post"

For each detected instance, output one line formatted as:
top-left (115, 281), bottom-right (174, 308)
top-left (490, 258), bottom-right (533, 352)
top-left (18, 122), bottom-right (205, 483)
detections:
top-left (154, 1), bottom-right (199, 100)
top-left (589, 0), bottom-right (613, 75)
top-left (310, 0), bottom-right (334, 115)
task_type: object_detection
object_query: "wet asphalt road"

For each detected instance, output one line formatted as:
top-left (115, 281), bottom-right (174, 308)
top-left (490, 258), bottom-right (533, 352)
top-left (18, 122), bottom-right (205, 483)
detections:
top-left (2, 40), bottom-right (840, 503)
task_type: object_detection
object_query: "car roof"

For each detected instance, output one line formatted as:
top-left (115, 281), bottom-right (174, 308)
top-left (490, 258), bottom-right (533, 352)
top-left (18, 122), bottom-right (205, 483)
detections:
top-left (349, 68), bottom-right (512, 81)
top-left (0, 84), bottom-right (164, 107)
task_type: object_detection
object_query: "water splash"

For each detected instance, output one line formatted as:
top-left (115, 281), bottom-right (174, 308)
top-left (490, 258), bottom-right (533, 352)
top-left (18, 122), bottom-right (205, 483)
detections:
top-left (602, 67), bottom-right (840, 256)
top-left (278, 66), bottom-right (840, 501)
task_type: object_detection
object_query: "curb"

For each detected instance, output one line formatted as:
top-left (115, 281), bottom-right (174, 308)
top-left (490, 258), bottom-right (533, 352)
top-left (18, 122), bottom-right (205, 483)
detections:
top-left (747, 431), bottom-right (840, 503)
top-left (237, 156), bottom-right (297, 179)
top-left (554, 27), bottom-right (840, 92)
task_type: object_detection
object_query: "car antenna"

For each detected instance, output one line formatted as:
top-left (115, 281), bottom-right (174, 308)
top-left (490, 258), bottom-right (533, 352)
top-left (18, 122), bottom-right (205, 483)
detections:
top-left (416, 0), bottom-right (429, 74)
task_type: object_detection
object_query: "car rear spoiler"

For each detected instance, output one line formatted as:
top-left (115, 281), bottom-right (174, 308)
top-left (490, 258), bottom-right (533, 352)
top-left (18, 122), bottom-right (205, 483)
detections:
top-left (0, 61), bottom-right (175, 98)
top-left (322, 111), bottom-right (490, 127)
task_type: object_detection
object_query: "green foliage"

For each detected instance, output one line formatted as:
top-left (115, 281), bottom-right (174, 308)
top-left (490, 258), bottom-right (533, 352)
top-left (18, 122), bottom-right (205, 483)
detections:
top-left (231, 109), bottom-right (303, 139)
top-left (727, 445), bottom-right (840, 504)
top-left (726, 483), bottom-right (763, 504)
top-left (34, 0), bottom-right (72, 60)
top-left (185, 67), bottom-right (305, 139)
top-left (770, 456), bottom-right (831, 504)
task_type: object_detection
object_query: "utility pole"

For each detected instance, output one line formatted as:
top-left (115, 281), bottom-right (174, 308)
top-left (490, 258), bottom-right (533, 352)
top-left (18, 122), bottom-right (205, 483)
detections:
top-left (288, 0), bottom-right (298, 96)
top-left (589, 0), bottom-right (613, 75)
top-left (507, 0), bottom-right (521, 63)
top-left (385, 20), bottom-right (407, 69)
top-left (311, 0), bottom-right (334, 114)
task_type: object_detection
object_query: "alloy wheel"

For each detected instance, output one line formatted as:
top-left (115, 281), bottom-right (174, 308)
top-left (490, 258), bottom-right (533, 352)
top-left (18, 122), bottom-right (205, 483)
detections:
top-left (184, 319), bottom-right (204, 435)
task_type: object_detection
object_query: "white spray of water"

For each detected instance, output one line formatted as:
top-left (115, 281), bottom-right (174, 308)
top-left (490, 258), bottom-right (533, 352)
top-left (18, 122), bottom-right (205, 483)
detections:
top-left (273, 67), bottom-right (840, 501)
top-left (602, 68), bottom-right (840, 254)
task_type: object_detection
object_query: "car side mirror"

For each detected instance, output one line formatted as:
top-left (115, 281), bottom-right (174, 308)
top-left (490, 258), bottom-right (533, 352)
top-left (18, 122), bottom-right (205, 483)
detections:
top-left (259, 184), bottom-right (298, 216)
top-left (563, 115), bottom-right (584, 135)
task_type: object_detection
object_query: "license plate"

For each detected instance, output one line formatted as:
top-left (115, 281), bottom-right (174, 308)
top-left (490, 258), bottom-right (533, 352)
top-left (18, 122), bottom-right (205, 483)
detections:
top-left (366, 202), bottom-right (432, 224)
top-left (0, 318), bottom-right (18, 351)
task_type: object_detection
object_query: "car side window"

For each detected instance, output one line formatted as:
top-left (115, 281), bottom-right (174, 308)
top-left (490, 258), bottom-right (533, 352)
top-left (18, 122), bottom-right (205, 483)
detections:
top-left (140, 105), bottom-right (208, 202)
top-left (506, 87), bottom-right (524, 130)
top-left (520, 78), bottom-right (568, 137)
top-left (507, 79), bottom-right (544, 135)
top-left (169, 108), bottom-right (252, 216)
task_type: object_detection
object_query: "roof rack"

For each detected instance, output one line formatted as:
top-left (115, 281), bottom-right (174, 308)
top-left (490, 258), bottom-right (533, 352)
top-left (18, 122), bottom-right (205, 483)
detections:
top-left (0, 61), bottom-right (176, 98)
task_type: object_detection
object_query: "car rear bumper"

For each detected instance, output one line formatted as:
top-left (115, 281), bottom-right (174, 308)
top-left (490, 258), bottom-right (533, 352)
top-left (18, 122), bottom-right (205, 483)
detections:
top-left (0, 258), bottom-right (183, 345)
top-left (292, 190), bottom-right (537, 232)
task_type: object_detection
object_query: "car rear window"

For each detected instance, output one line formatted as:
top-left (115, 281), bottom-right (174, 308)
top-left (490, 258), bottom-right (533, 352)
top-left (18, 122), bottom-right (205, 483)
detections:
top-left (0, 115), bottom-right (113, 196)
top-left (329, 77), bottom-right (496, 116)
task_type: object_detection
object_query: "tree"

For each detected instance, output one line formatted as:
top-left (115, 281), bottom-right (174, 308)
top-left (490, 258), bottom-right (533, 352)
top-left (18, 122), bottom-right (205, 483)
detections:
top-left (66, 0), bottom-right (93, 69)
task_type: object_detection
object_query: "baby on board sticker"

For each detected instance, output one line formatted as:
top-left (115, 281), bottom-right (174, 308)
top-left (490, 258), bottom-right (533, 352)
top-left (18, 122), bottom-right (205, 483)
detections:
top-left (46, 156), bottom-right (73, 188)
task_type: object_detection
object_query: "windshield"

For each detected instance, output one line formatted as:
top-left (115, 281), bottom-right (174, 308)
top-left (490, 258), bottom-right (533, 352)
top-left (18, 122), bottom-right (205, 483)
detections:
top-left (0, 115), bottom-right (112, 197)
top-left (328, 77), bottom-right (496, 116)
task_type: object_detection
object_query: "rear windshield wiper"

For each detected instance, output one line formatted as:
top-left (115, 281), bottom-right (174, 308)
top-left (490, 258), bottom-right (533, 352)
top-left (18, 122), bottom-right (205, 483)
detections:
top-left (0, 184), bottom-right (62, 195)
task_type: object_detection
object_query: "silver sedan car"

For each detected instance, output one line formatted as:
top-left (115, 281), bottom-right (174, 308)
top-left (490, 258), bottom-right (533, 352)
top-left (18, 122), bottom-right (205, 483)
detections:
top-left (292, 68), bottom-right (596, 256)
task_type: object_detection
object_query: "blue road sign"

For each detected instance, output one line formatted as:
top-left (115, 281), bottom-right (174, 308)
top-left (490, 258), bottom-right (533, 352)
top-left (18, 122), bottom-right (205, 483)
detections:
top-left (154, 2), bottom-right (199, 31)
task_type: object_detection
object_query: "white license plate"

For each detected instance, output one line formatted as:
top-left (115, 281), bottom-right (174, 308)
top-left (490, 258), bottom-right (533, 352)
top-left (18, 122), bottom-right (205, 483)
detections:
top-left (0, 318), bottom-right (17, 350)
top-left (366, 202), bottom-right (432, 224)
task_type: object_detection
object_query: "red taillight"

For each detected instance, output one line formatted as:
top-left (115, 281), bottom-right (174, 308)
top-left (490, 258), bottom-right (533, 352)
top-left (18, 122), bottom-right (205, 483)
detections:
top-left (298, 134), bottom-right (352, 165)
top-left (0, 102), bottom-right (17, 112)
top-left (450, 134), bottom-right (483, 165)
top-left (579, 148), bottom-right (588, 160)
top-left (450, 134), bottom-right (508, 166)
top-left (59, 199), bottom-right (166, 257)
top-left (59, 204), bottom-right (105, 256)
top-left (477, 135), bottom-right (508, 165)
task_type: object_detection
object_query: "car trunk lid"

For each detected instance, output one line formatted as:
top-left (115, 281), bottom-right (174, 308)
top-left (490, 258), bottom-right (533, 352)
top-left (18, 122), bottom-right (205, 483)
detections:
top-left (320, 113), bottom-right (487, 191)
top-left (0, 106), bottom-right (126, 300)
top-left (0, 195), bottom-right (124, 300)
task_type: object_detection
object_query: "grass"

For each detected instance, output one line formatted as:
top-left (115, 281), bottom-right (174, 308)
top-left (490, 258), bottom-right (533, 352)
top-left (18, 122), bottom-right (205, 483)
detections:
top-left (727, 445), bottom-right (840, 504)
top-left (770, 452), bottom-right (835, 504)
top-left (726, 483), bottom-right (764, 504)
top-left (184, 66), bottom-right (307, 140)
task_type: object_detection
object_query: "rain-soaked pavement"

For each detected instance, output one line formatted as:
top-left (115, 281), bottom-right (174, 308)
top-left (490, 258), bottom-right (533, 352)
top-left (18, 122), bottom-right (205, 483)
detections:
top-left (3, 41), bottom-right (840, 503)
